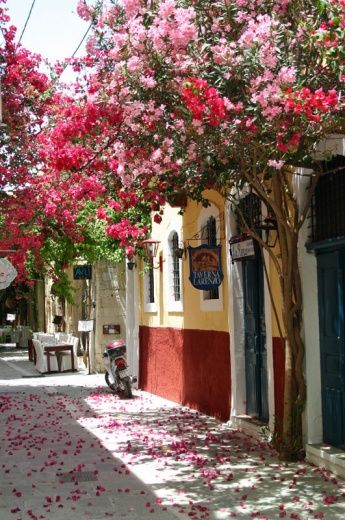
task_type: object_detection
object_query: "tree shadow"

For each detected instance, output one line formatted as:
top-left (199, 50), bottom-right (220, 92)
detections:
top-left (0, 359), bottom-right (344, 519)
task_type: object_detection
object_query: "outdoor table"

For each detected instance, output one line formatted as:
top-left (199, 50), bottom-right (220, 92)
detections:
top-left (44, 344), bottom-right (75, 373)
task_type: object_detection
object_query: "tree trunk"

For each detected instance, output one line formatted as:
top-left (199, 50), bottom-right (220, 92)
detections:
top-left (271, 174), bottom-right (306, 461)
top-left (238, 166), bottom-right (310, 460)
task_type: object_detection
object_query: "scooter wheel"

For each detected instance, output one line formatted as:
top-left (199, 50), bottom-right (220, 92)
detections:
top-left (105, 372), bottom-right (117, 392)
top-left (122, 376), bottom-right (133, 399)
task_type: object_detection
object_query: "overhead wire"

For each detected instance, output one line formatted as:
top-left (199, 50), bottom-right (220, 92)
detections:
top-left (59, 0), bottom-right (104, 76)
top-left (58, 21), bottom-right (93, 78)
top-left (18, 0), bottom-right (37, 46)
top-left (1, 0), bottom-right (95, 123)
top-left (3, 0), bottom-right (101, 81)
top-left (70, 23), bottom-right (93, 60)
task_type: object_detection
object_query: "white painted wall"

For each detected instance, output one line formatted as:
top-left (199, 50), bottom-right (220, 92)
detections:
top-left (226, 201), bottom-right (246, 418)
top-left (314, 134), bottom-right (345, 159)
top-left (295, 168), bottom-right (323, 444)
top-left (226, 200), bottom-right (275, 427)
top-left (126, 262), bottom-right (139, 385)
top-left (93, 261), bottom-right (126, 373)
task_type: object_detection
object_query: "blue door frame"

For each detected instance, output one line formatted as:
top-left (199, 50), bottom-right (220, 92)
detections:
top-left (242, 247), bottom-right (268, 422)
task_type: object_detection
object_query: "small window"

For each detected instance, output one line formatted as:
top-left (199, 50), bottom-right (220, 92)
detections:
top-left (236, 193), bottom-right (262, 231)
top-left (166, 230), bottom-right (183, 312)
top-left (144, 266), bottom-right (157, 312)
top-left (170, 232), bottom-right (181, 302)
top-left (312, 156), bottom-right (345, 242)
top-left (148, 267), bottom-right (155, 303)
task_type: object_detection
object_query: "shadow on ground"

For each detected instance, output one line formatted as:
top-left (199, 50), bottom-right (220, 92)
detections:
top-left (0, 350), bottom-right (344, 519)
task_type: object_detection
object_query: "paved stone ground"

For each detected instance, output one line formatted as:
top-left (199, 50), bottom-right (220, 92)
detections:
top-left (0, 348), bottom-right (345, 520)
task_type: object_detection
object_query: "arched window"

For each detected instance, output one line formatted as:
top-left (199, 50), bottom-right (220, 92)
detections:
top-left (166, 230), bottom-right (183, 311)
top-left (143, 264), bottom-right (156, 312)
top-left (148, 267), bottom-right (155, 303)
top-left (170, 231), bottom-right (181, 302)
top-left (201, 216), bottom-right (219, 300)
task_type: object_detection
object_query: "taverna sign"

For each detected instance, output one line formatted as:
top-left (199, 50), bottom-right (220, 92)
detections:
top-left (0, 258), bottom-right (18, 290)
top-left (188, 244), bottom-right (224, 291)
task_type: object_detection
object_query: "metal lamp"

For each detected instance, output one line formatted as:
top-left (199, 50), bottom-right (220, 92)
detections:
top-left (142, 238), bottom-right (163, 271)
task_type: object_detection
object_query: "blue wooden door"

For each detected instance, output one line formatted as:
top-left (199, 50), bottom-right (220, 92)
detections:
top-left (243, 250), bottom-right (268, 422)
top-left (317, 249), bottom-right (345, 448)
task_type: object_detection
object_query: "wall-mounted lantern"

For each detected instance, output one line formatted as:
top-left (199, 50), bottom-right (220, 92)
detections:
top-left (142, 238), bottom-right (163, 271)
top-left (257, 216), bottom-right (278, 247)
top-left (127, 260), bottom-right (137, 271)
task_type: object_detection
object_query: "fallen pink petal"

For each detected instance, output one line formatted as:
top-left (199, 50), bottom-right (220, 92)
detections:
top-left (0, 363), bottom-right (344, 519)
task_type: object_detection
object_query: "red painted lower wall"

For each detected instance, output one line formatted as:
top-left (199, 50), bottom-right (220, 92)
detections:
top-left (139, 326), bottom-right (231, 421)
top-left (139, 326), bottom-right (285, 425)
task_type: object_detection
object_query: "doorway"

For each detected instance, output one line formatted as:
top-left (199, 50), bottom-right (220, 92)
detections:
top-left (242, 244), bottom-right (269, 422)
top-left (317, 247), bottom-right (345, 448)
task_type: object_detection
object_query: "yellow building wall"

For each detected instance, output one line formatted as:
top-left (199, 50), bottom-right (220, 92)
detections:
top-left (269, 250), bottom-right (285, 339)
top-left (139, 189), bottom-right (229, 333)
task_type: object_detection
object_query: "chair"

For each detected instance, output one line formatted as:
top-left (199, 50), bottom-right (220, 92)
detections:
top-left (28, 339), bottom-right (35, 362)
top-left (16, 326), bottom-right (32, 348)
top-left (58, 335), bottom-right (79, 372)
top-left (36, 333), bottom-right (56, 344)
top-left (55, 332), bottom-right (69, 343)
top-left (32, 339), bottom-right (59, 373)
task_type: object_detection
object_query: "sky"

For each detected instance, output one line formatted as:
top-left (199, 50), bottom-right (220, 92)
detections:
top-left (5, 0), bottom-right (90, 80)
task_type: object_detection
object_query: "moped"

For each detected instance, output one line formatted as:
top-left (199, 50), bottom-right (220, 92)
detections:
top-left (102, 339), bottom-right (136, 398)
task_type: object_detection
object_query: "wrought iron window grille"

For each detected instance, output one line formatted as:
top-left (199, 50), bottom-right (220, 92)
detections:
top-left (311, 156), bottom-right (345, 243)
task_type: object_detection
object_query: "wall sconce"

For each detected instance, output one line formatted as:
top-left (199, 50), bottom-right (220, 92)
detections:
top-left (257, 216), bottom-right (278, 247)
top-left (52, 315), bottom-right (63, 326)
top-left (142, 237), bottom-right (163, 271)
top-left (127, 260), bottom-right (137, 271)
top-left (173, 243), bottom-right (186, 259)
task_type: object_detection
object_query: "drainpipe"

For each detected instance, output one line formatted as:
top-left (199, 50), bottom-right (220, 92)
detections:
top-left (89, 266), bottom-right (97, 374)
top-left (125, 258), bottom-right (139, 386)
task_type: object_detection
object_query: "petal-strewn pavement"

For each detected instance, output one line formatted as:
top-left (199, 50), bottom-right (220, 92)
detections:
top-left (0, 347), bottom-right (344, 520)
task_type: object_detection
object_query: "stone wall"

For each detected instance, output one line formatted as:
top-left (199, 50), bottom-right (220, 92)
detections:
top-left (93, 261), bottom-right (126, 372)
top-left (43, 260), bottom-right (126, 374)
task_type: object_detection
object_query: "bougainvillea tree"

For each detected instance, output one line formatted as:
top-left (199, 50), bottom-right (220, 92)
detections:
top-left (66, 0), bottom-right (344, 459)
top-left (0, 1), bottom-right (55, 277)
top-left (0, 5), bottom-right (93, 300)
top-left (1, 0), bottom-right (345, 459)
top-left (0, 1), bottom-right (150, 298)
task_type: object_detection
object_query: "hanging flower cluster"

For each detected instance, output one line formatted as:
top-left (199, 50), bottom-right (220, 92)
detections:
top-left (181, 78), bottom-right (228, 127)
top-left (282, 87), bottom-right (339, 122)
top-left (105, 218), bottom-right (148, 259)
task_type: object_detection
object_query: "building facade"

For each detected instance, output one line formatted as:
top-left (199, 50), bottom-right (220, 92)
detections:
top-left (298, 137), bottom-right (345, 477)
top-left (138, 191), bottom-right (231, 420)
top-left (135, 188), bottom-right (284, 431)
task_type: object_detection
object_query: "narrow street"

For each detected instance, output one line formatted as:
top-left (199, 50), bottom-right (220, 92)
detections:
top-left (0, 348), bottom-right (344, 520)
